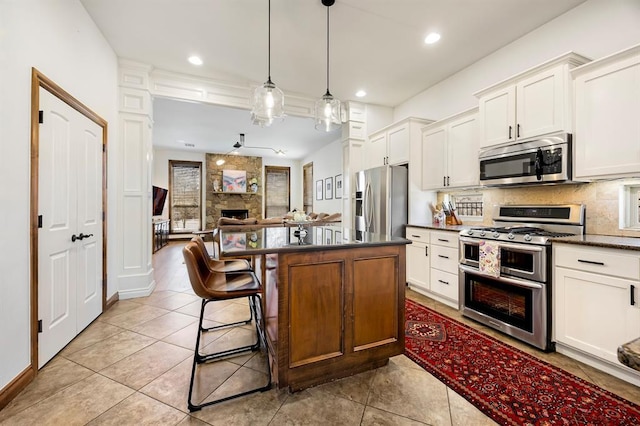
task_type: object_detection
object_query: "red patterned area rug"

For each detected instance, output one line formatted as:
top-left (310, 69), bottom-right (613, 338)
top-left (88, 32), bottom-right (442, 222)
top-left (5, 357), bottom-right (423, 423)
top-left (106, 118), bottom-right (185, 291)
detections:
top-left (405, 299), bottom-right (640, 425)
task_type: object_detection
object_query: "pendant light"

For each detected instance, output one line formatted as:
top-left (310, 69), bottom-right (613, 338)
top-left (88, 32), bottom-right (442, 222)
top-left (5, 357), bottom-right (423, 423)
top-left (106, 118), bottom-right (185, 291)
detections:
top-left (314, 0), bottom-right (341, 132)
top-left (251, 0), bottom-right (285, 127)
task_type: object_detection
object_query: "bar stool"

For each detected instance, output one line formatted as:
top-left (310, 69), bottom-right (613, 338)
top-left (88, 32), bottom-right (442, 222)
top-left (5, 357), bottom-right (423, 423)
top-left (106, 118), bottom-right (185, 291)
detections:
top-left (182, 242), bottom-right (271, 411)
top-left (191, 236), bottom-right (251, 273)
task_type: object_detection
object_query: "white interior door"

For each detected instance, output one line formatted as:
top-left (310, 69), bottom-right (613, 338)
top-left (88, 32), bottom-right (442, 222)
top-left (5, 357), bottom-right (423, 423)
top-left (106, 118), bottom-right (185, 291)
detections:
top-left (38, 88), bottom-right (103, 367)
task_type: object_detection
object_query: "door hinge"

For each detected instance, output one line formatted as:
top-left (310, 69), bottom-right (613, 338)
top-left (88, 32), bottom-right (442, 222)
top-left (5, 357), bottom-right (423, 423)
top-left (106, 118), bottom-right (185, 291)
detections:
top-left (102, 144), bottom-right (106, 153)
top-left (38, 215), bottom-right (43, 228)
top-left (38, 319), bottom-right (43, 333)
top-left (38, 110), bottom-right (43, 124)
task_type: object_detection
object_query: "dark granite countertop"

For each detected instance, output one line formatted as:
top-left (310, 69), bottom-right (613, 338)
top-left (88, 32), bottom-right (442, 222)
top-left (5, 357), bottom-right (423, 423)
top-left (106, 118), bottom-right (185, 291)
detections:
top-left (618, 337), bottom-right (640, 372)
top-left (551, 234), bottom-right (640, 251)
top-left (406, 223), bottom-right (471, 232)
top-left (218, 225), bottom-right (409, 256)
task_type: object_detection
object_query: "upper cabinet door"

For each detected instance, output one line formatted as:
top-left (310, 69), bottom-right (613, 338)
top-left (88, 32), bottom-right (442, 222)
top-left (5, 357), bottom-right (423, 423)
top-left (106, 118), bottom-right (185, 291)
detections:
top-left (516, 65), bottom-right (566, 140)
top-left (387, 122), bottom-right (410, 166)
top-left (478, 86), bottom-right (516, 149)
top-left (447, 113), bottom-right (479, 188)
top-left (367, 132), bottom-right (387, 169)
top-left (574, 47), bottom-right (640, 179)
top-left (421, 126), bottom-right (447, 190)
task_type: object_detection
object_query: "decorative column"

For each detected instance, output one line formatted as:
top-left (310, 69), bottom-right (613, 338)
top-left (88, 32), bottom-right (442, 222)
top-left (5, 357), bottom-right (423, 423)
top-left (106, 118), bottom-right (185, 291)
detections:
top-left (341, 101), bottom-right (366, 229)
top-left (116, 60), bottom-right (155, 298)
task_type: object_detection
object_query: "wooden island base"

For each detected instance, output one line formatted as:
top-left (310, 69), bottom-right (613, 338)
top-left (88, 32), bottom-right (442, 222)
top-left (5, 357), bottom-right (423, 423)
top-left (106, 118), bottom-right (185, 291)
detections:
top-left (262, 244), bottom-right (406, 391)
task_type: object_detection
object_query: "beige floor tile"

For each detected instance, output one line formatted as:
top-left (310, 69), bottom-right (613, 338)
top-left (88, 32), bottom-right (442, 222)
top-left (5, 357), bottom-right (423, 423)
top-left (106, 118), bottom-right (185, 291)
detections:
top-left (60, 321), bottom-right (125, 356)
top-left (191, 388), bottom-right (287, 426)
top-left (201, 366), bottom-right (270, 405)
top-left (269, 387), bottom-right (366, 425)
top-left (367, 361), bottom-right (452, 425)
top-left (136, 290), bottom-right (180, 305)
top-left (204, 302), bottom-right (254, 325)
top-left (176, 416), bottom-right (211, 425)
top-left (86, 392), bottom-right (187, 425)
top-left (447, 389), bottom-right (498, 426)
top-left (97, 299), bottom-right (143, 322)
top-left (99, 341), bottom-right (192, 390)
top-left (140, 357), bottom-right (239, 412)
top-left (361, 406), bottom-right (428, 425)
top-left (101, 304), bottom-right (171, 329)
top-left (161, 319), bottom-right (230, 350)
top-left (64, 330), bottom-right (156, 371)
top-left (143, 292), bottom-right (200, 310)
top-left (129, 311), bottom-right (198, 340)
top-left (0, 374), bottom-right (133, 425)
top-left (315, 369), bottom-right (376, 404)
top-left (200, 326), bottom-right (258, 356)
top-left (0, 357), bottom-right (94, 422)
top-left (176, 299), bottom-right (235, 318)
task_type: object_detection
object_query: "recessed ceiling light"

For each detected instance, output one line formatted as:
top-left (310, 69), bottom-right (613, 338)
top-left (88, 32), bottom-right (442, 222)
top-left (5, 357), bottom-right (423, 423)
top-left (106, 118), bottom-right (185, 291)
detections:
top-left (355, 90), bottom-right (367, 98)
top-left (188, 55), bottom-right (203, 65)
top-left (424, 32), bottom-right (441, 45)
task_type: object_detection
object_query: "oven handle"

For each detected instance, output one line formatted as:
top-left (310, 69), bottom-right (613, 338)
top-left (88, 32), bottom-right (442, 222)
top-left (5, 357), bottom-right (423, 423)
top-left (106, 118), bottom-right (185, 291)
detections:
top-left (497, 243), bottom-right (544, 253)
top-left (459, 237), bottom-right (544, 254)
top-left (459, 264), bottom-right (544, 290)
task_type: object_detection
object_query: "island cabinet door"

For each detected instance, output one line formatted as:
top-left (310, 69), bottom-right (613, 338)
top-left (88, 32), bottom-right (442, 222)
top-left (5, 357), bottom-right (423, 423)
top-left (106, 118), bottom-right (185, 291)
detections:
top-left (287, 257), bottom-right (345, 368)
top-left (352, 246), bottom-right (406, 352)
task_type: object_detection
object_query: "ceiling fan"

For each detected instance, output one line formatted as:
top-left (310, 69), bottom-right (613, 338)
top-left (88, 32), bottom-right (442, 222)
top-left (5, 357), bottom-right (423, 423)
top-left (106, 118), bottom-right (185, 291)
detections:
top-left (216, 133), bottom-right (285, 166)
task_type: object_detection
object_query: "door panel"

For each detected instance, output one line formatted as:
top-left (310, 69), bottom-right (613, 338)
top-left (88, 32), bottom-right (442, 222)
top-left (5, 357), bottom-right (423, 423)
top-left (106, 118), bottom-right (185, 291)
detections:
top-left (38, 88), bottom-right (103, 367)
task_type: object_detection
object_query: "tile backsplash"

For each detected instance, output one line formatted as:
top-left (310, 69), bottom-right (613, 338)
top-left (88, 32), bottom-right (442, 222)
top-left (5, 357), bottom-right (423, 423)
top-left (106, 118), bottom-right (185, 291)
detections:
top-left (440, 180), bottom-right (640, 237)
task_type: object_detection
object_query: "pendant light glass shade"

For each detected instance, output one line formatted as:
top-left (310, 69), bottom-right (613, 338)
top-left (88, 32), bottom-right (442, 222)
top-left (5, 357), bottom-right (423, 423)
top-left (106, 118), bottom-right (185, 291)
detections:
top-left (314, 91), bottom-right (341, 131)
top-left (251, 78), bottom-right (284, 127)
top-left (315, 0), bottom-right (341, 132)
top-left (251, 0), bottom-right (284, 127)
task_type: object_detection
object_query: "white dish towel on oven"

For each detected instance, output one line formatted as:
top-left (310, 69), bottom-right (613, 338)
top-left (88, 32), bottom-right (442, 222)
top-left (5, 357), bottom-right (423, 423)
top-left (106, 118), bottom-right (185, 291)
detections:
top-left (479, 240), bottom-right (500, 278)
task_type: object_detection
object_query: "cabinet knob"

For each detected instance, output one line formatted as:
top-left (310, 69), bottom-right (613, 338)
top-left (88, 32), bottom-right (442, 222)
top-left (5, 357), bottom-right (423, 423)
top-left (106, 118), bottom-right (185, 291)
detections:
top-left (508, 125), bottom-right (513, 139)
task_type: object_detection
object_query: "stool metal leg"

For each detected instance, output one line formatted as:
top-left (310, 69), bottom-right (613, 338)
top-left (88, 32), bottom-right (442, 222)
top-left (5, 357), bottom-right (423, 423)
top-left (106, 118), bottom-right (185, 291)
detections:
top-left (187, 295), bottom-right (272, 412)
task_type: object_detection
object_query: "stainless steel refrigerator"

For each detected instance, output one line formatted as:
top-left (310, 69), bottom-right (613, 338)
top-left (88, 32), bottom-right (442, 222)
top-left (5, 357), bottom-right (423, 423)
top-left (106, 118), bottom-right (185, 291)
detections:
top-left (354, 165), bottom-right (408, 238)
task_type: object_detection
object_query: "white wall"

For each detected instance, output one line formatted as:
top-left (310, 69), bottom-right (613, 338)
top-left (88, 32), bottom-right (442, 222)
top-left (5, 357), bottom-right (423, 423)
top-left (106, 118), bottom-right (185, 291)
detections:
top-left (302, 138), bottom-right (343, 214)
top-left (0, 0), bottom-right (118, 390)
top-left (394, 0), bottom-right (640, 121)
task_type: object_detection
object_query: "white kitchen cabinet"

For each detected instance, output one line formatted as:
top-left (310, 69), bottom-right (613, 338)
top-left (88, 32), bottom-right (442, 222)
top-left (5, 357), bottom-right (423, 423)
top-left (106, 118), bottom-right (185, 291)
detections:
top-left (475, 53), bottom-right (590, 149)
top-left (572, 44), bottom-right (640, 179)
top-left (366, 118), bottom-right (432, 169)
top-left (429, 230), bottom-right (460, 308)
top-left (406, 227), bottom-right (430, 290)
top-left (554, 243), bottom-right (640, 369)
top-left (406, 227), bottom-right (459, 309)
top-left (422, 108), bottom-right (479, 190)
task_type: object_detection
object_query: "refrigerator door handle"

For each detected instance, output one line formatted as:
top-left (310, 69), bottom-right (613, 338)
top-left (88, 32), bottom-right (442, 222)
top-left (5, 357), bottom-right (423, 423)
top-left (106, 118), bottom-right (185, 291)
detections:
top-left (365, 182), bottom-right (373, 231)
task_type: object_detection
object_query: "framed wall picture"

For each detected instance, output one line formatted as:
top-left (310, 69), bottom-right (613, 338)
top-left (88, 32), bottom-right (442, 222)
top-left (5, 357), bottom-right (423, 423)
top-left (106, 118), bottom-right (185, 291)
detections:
top-left (222, 170), bottom-right (247, 192)
top-left (315, 226), bottom-right (323, 243)
top-left (334, 174), bottom-right (342, 199)
top-left (324, 228), bottom-right (333, 245)
top-left (325, 177), bottom-right (333, 200)
top-left (316, 179), bottom-right (323, 200)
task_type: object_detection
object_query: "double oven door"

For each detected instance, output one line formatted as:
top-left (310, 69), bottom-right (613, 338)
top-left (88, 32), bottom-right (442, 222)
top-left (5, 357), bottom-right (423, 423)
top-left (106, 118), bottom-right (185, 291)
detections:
top-left (458, 237), bottom-right (552, 351)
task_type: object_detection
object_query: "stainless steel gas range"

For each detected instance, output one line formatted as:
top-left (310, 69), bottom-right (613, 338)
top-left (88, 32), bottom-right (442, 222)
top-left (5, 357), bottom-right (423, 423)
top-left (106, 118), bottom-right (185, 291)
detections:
top-left (458, 204), bottom-right (585, 351)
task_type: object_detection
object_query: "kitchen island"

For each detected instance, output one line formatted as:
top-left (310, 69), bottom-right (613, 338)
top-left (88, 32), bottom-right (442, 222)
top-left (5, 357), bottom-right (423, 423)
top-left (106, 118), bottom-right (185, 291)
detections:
top-left (218, 224), bottom-right (409, 391)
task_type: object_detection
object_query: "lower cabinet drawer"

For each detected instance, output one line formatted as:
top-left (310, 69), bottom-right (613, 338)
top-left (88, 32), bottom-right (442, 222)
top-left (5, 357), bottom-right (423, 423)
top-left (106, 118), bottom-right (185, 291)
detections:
top-left (554, 244), bottom-right (640, 280)
top-left (430, 245), bottom-right (458, 273)
top-left (406, 227), bottom-right (430, 244)
top-left (430, 269), bottom-right (458, 301)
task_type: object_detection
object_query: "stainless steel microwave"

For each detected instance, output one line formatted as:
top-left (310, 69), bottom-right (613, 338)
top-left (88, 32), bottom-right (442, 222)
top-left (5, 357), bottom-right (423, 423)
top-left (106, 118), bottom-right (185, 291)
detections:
top-left (479, 133), bottom-right (572, 186)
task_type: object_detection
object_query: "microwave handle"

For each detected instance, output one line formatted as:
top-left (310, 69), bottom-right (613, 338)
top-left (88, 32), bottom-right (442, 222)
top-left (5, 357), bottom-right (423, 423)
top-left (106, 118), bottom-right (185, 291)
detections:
top-left (535, 148), bottom-right (543, 180)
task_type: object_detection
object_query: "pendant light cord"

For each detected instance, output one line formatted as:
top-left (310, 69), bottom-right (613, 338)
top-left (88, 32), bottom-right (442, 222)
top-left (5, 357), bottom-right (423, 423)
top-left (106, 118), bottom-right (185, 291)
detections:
top-left (268, 0), bottom-right (272, 82)
top-left (326, 5), bottom-right (330, 93)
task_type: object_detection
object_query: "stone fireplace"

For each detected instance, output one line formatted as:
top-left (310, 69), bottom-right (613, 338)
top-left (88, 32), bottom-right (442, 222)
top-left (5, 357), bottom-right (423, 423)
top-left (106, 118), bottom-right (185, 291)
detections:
top-left (205, 153), bottom-right (262, 229)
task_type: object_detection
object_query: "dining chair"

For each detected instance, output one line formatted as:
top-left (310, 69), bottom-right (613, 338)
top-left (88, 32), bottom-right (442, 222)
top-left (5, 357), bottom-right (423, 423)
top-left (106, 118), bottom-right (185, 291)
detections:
top-left (182, 242), bottom-right (271, 411)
